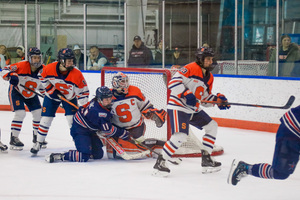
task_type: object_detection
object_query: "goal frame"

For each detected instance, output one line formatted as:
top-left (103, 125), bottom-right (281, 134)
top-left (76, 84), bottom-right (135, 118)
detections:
top-left (101, 67), bottom-right (223, 157)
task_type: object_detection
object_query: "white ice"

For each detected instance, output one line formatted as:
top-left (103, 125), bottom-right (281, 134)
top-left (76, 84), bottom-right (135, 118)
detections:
top-left (0, 111), bottom-right (299, 200)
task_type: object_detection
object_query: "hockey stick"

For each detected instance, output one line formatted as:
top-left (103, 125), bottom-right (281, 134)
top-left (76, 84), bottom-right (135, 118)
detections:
top-left (130, 137), bottom-right (182, 165)
top-left (201, 95), bottom-right (295, 110)
top-left (20, 84), bottom-right (44, 98)
top-left (58, 95), bottom-right (150, 160)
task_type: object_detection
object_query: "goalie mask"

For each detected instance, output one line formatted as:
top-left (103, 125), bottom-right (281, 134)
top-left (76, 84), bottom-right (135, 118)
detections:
top-left (95, 86), bottom-right (113, 108)
top-left (112, 72), bottom-right (129, 94)
top-left (195, 47), bottom-right (215, 71)
top-left (28, 47), bottom-right (42, 68)
top-left (57, 48), bottom-right (76, 71)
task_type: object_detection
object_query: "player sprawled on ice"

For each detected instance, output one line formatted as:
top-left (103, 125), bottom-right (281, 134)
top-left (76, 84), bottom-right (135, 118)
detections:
top-left (228, 105), bottom-right (300, 186)
top-left (31, 48), bottom-right (89, 155)
top-left (45, 86), bottom-right (130, 163)
top-left (152, 46), bottom-right (231, 177)
top-left (1, 47), bottom-right (45, 150)
top-left (108, 72), bottom-right (167, 159)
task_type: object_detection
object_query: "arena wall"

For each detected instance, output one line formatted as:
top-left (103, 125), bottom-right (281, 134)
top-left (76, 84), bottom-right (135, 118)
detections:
top-left (1, 71), bottom-right (299, 133)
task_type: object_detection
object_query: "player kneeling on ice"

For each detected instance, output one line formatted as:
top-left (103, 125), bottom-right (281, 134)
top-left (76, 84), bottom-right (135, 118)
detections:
top-left (45, 86), bottom-right (130, 163)
top-left (2, 47), bottom-right (45, 151)
top-left (228, 105), bottom-right (300, 186)
top-left (152, 46), bottom-right (231, 177)
top-left (107, 72), bottom-right (167, 159)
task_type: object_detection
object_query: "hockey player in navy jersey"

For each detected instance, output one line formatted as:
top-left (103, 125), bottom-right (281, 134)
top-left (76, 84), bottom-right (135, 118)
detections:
top-left (45, 86), bottom-right (130, 163)
top-left (228, 105), bottom-right (300, 186)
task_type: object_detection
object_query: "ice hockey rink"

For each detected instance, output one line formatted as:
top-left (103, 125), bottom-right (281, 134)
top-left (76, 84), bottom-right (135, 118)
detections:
top-left (0, 110), bottom-right (299, 200)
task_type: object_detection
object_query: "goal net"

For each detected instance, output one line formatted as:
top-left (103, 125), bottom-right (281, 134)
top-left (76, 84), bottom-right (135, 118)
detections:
top-left (101, 67), bottom-right (223, 157)
top-left (218, 60), bottom-right (269, 75)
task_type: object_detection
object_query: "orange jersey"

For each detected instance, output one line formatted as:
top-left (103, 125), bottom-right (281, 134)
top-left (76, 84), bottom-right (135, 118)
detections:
top-left (167, 62), bottom-right (215, 113)
top-left (2, 60), bottom-right (45, 99)
top-left (111, 85), bottom-right (152, 128)
top-left (40, 61), bottom-right (89, 106)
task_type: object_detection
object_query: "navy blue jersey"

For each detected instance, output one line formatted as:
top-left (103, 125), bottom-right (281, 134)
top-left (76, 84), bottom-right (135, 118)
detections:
top-left (74, 99), bottom-right (127, 138)
top-left (280, 105), bottom-right (300, 139)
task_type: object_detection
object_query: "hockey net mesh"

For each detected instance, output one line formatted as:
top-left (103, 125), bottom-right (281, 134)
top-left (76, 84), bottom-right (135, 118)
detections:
top-left (218, 60), bottom-right (269, 75)
top-left (101, 67), bottom-right (207, 157)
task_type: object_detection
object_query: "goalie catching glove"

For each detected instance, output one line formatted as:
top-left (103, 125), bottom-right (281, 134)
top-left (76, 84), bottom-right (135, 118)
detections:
top-left (142, 108), bottom-right (167, 128)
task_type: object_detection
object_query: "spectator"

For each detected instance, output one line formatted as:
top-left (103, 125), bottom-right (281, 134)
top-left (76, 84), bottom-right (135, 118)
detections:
top-left (268, 35), bottom-right (300, 77)
top-left (16, 45), bottom-right (25, 60)
top-left (169, 47), bottom-right (186, 66)
top-left (0, 45), bottom-right (11, 66)
top-left (153, 40), bottom-right (171, 67)
top-left (87, 46), bottom-right (108, 70)
top-left (128, 35), bottom-right (153, 67)
top-left (73, 45), bottom-right (86, 70)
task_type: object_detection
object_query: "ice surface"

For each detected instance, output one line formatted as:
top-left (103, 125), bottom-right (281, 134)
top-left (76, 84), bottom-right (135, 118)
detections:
top-left (0, 111), bottom-right (299, 200)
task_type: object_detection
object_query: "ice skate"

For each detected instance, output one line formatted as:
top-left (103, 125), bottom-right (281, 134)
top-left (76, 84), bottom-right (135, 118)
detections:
top-left (0, 141), bottom-right (8, 152)
top-left (30, 142), bottom-right (42, 154)
top-left (227, 159), bottom-right (249, 186)
top-left (152, 155), bottom-right (170, 177)
top-left (45, 153), bottom-right (65, 163)
top-left (9, 135), bottom-right (24, 151)
top-left (32, 134), bottom-right (48, 149)
top-left (201, 150), bottom-right (221, 174)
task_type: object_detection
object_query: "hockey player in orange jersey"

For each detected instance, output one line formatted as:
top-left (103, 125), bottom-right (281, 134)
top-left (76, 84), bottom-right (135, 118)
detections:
top-left (107, 72), bottom-right (167, 159)
top-left (30, 48), bottom-right (89, 155)
top-left (153, 46), bottom-right (231, 177)
top-left (2, 47), bottom-right (45, 150)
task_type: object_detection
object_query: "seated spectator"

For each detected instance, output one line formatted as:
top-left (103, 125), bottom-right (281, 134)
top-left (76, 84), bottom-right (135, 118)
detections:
top-left (87, 46), bottom-right (108, 70)
top-left (0, 45), bottom-right (11, 66)
top-left (128, 35), bottom-right (153, 67)
top-left (16, 45), bottom-right (25, 60)
top-left (73, 45), bottom-right (86, 70)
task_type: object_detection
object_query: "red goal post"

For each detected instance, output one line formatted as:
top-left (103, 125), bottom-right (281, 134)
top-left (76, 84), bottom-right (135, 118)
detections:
top-left (101, 67), bottom-right (223, 157)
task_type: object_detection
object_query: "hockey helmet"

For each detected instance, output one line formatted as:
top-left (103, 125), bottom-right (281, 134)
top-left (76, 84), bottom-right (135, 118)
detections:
top-left (57, 48), bottom-right (76, 71)
top-left (95, 86), bottom-right (113, 107)
top-left (195, 47), bottom-right (215, 71)
top-left (27, 47), bottom-right (42, 68)
top-left (111, 72), bottom-right (129, 94)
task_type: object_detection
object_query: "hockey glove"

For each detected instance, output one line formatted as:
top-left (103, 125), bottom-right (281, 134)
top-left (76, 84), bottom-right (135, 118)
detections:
top-left (181, 90), bottom-right (197, 107)
top-left (216, 93), bottom-right (230, 110)
top-left (9, 72), bottom-right (19, 86)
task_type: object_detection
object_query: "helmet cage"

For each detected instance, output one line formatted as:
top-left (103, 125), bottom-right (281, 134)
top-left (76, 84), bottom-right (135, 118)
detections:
top-left (58, 48), bottom-right (76, 71)
top-left (111, 72), bottom-right (129, 94)
top-left (195, 47), bottom-right (215, 71)
top-left (28, 47), bottom-right (42, 68)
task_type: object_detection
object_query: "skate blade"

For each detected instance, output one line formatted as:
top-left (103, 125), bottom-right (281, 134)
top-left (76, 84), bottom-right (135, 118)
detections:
top-left (227, 159), bottom-right (238, 185)
top-left (202, 166), bottom-right (221, 174)
top-left (0, 149), bottom-right (8, 153)
top-left (41, 145), bottom-right (47, 149)
top-left (10, 145), bottom-right (23, 151)
top-left (152, 169), bottom-right (169, 177)
top-left (168, 158), bottom-right (182, 165)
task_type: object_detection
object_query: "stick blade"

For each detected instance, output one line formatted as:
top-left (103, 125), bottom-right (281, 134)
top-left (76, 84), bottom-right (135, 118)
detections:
top-left (283, 95), bottom-right (295, 109)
